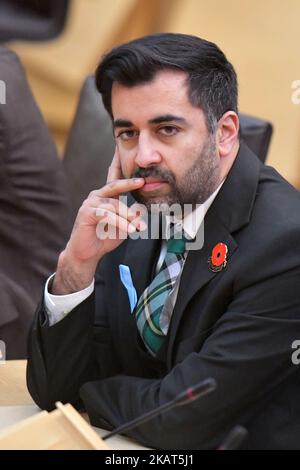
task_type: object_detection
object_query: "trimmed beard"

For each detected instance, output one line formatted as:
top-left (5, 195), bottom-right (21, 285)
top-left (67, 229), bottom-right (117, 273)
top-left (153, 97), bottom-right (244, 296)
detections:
top-left (131, 133), bottom-right (220, 211)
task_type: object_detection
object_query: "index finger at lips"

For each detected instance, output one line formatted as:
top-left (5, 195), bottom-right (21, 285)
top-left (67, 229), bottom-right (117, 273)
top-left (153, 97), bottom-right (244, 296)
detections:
top-left (107, 146), bottom-right (122, 183)
top-left (98, 178), bottom-right (145, 198)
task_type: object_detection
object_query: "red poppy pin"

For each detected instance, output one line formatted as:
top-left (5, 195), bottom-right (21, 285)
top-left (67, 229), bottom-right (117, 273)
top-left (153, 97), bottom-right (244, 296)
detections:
top-left (208, 243), bottom-right (228, 272)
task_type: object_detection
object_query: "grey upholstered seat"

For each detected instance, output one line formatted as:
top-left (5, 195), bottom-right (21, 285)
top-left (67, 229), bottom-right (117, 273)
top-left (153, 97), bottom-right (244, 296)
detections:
top-left (0, 0), bottom-right (69, 43)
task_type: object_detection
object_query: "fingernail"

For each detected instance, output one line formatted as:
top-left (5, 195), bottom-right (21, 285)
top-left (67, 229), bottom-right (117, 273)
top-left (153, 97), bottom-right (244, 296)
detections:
top-left (133, 178), bottom-right (144, 183)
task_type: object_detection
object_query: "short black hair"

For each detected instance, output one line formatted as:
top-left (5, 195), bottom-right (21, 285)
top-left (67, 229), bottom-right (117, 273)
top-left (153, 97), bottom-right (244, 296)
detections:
top-left (95, 32), bottom-right (238, 133)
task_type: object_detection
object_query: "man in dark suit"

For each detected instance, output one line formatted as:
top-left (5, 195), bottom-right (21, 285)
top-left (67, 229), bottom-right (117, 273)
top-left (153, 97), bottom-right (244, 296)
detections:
top-left (27, 33), bottom-right (300, 449)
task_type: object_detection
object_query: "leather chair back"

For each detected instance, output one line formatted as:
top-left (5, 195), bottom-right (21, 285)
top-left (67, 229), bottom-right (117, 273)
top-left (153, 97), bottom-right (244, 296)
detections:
top-left (0, 0), bottom-right (69, 42)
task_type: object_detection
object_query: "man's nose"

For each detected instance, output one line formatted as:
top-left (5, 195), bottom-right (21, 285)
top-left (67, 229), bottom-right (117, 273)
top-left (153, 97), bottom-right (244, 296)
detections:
top-left (134, 133), bottom-right (162, 168)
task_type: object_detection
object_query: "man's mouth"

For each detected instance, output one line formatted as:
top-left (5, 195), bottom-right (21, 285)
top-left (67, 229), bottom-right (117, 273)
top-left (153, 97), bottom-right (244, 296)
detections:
top-left (140, 177), bottom-right (168, 192)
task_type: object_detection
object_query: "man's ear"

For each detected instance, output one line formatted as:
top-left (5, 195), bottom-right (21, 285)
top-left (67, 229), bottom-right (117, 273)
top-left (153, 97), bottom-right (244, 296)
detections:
top-left (217, 111), bottom-right (239, 157)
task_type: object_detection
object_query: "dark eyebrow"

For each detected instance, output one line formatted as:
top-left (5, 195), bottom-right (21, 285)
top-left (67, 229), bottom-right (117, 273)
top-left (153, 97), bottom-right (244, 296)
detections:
top-left (149, 114), bottom-right (187, 125)
top-left (113, 119), bottom-right (133, 129)
top-left (113, 114), bottom-right (187, 129)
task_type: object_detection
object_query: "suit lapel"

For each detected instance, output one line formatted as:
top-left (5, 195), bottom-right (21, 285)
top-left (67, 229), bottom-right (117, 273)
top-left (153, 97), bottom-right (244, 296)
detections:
top-left (165, 142), bottom-right (261, 365)
top-left (166, 214), bottom-right (237, 365)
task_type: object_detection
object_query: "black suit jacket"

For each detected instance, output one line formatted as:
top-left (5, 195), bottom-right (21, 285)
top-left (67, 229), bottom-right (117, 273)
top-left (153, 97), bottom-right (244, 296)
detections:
top-left (27, 143), bottom-right (300, 449)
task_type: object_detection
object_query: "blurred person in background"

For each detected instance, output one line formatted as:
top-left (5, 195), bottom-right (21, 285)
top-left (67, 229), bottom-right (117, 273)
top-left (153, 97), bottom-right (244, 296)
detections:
top-left (0, 46), bottom-right (70, 358)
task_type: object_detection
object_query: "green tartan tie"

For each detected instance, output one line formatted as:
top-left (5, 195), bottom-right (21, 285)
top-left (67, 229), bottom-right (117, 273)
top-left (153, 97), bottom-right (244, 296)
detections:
top-left (134, 225), bottom-right (186, 356)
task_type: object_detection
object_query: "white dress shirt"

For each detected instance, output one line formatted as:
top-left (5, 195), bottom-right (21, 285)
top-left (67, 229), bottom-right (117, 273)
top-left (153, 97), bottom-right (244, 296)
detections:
top-left (45, 181), bottom-right (224, 326)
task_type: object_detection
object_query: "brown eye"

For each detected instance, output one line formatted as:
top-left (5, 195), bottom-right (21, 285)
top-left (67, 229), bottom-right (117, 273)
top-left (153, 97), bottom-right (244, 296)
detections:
top-left (159, 126), bottom-right (179, 136)
top-left (118, 130), bottom-right (138, 141)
